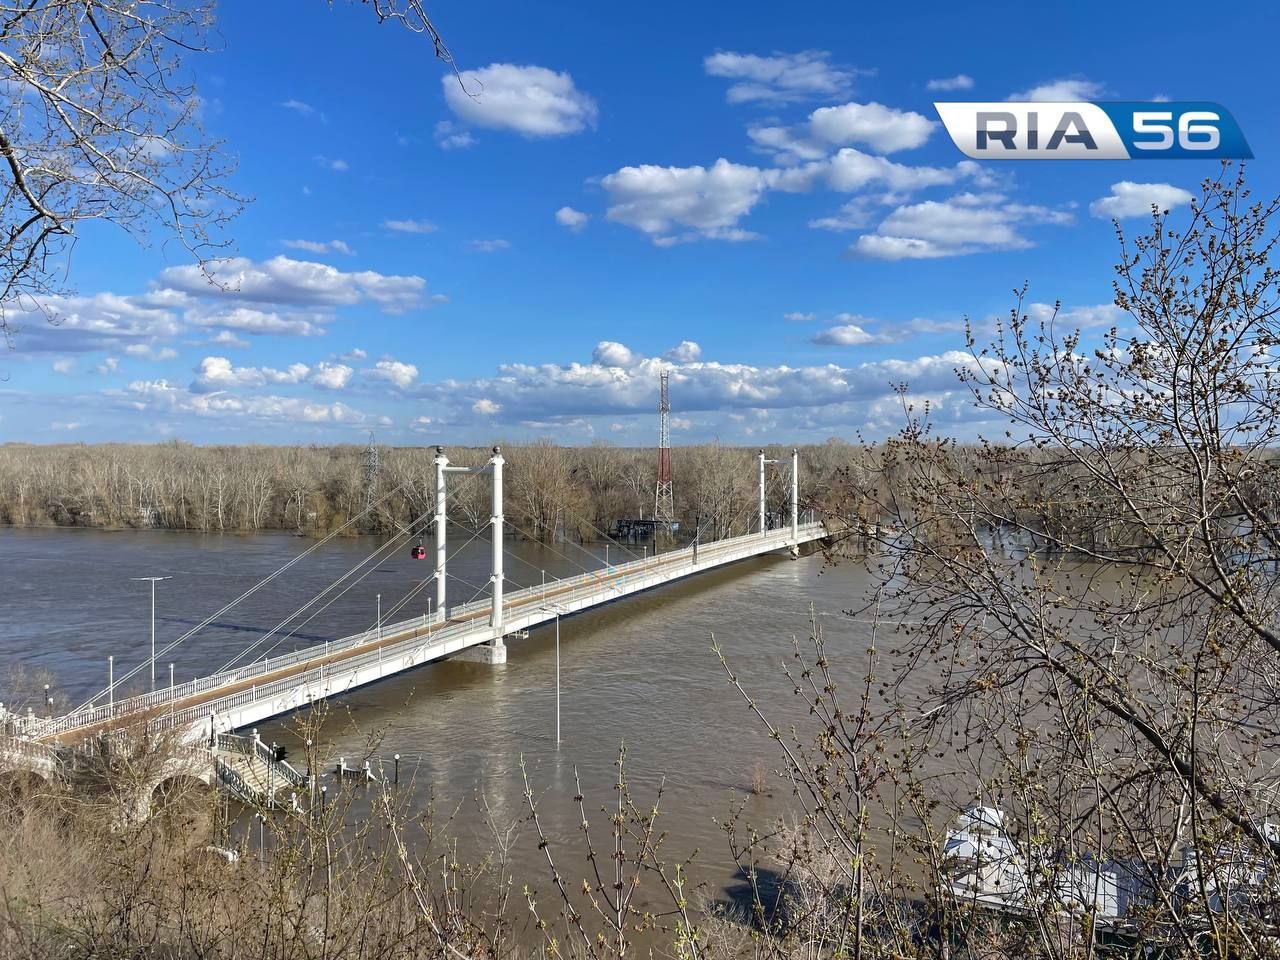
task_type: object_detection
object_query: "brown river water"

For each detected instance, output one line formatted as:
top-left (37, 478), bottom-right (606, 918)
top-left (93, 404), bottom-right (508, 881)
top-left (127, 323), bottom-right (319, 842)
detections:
top-left (0, 525), bottom-right (917, 916)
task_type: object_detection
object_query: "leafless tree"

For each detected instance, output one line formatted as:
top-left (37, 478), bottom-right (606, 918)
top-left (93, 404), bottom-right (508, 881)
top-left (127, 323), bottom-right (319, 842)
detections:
top-left (0, 1), bottom-right (456, 345)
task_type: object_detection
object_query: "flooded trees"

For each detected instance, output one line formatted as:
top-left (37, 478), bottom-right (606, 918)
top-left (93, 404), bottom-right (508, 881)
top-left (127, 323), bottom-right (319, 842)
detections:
top-left (835, 167), bottom-right (1280, 954)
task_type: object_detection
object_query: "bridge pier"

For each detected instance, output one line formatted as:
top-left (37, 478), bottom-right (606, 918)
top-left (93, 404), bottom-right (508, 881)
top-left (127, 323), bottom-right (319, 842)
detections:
top-left (453, 638), bottom-right (507, 665)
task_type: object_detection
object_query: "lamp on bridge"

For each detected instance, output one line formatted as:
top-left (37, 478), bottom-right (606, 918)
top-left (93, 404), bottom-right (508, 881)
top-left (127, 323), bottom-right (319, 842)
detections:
top-left (131, 575), bottom-right (173, 691)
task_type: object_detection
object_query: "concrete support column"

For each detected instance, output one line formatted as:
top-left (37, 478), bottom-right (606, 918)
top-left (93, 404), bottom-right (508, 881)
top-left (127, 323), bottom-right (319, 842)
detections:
top-left (790, 448), bottom-right (799, 541)
top-left (490, 446), bottom-right (505, 633)
top-left (434, 446), bottom-right (448, 618)
top-left (758, 449), bottom-right (767, 536)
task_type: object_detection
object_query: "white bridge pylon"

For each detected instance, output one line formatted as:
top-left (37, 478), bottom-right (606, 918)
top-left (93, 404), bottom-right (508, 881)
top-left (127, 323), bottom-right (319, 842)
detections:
top-left (758, 448), bottom-right (800, 539)
top-left (434, 445), bottom-right (505, 636)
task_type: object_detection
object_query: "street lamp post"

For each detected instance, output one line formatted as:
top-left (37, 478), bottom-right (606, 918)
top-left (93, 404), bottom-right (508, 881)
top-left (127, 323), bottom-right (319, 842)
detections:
top-left (131, 576), bottom-right (172, 690)
top-left (555, 612), bottom-right (561, 747)
top-left (376, 593), bottom-right (382, 639)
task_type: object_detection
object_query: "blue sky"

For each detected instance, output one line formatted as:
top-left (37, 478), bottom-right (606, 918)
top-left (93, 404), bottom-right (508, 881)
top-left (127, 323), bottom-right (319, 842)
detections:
top-left (1, 0), bottom-right (1273, 444)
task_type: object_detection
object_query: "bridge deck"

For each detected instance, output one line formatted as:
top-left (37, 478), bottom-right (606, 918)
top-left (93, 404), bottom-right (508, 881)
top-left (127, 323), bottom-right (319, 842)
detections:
top-left (37, 523), bottom-right (826, 743)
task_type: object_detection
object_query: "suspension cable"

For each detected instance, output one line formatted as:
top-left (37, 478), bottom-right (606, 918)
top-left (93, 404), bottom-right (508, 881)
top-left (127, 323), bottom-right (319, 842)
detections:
top-left (71, 472), bottom-right (425, 714)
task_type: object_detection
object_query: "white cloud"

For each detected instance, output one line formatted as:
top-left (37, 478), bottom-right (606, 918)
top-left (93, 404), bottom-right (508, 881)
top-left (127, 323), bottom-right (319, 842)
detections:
top-left (52, 358), bottom-right (74, 374)
top-left (310, 361), bottom-right (354, 390)
top-left (366, 359), bottom-right (418, 389)
top-left (281, 99), bottom-right (326, 122)
top-left (812, 316), bottom-right (894, 346)
top-left (205, 331), bottom-right (250, 348)
top-left (592, 341), bottom-right (639, 368)
top-left (808, 197), bottom-right (876, 232)
top-left (854, 193), bottom-right (1073, 260)
top-left (599, 149), bottom-right (985, 245)
top-left (443, 63), bottom-right (597, 137)
top-left (339, 348), bottom-right (367, 361)
top-left (185, 305), bottom-right (330, 337)
top-left (0, 291), bottom-right (181, 352)
top-left (123, 379), bottom-right (370, 426)
top-left (555, 206), bottom-right (589, 231)
top-left (470, 239), bottom-right (511, 253)
top-left (193, 356), bottom-right (310, 392)
top-left (188, 356), bottom-right (350, 394)
top-left (97, 357), bottom-right (120, 374)
top-left (282, 239), bottom-right (354, 256)
top-left (703, 50), bottom-right (858, 104)
top-left (808, 102), bottom-right (935, 153)
top-left (601, 158), bottom-right (774, 244)
top-left (1009, 78), bottom-right (1104, 101)
top-left (124, 343), bottom-right (178, 361)
top-left (665, 340), bottom-right (702, 362)
top-left (669, 416), bottom-right (693, 430)
top-left (50, 420), bottom-right (83, 431)
top-left (926, 74), bottom-right (974, 92)
top-left (1089, 181), bottom-right (1194, 219)
top-left (409, 339), bottom-right (991, 427)
top-left (433, 120), bottom-right (476, 150)
top-left (159, 256), bottom-right (427, 313)
top-left (749, 102), bottom-right (936, 166)
top-left (783, 312), bottom-right (816, 323)
top-left (383, 218), bottom-right (438, 234)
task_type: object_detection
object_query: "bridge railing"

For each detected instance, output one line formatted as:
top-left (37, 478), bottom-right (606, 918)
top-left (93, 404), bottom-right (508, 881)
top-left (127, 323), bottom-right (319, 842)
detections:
top-left (41, 521), bottom-right (825, 739)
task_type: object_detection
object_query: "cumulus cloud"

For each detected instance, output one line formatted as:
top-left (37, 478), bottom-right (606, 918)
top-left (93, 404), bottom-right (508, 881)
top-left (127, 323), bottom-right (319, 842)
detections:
top-left (160, 256), bottom-right (427, 313)
top-left (808, 197), bottom-right (877, 232)
top-left (52, 358), bottom-right (75, 374)
top-left (407, 339), bottom-right (990, 427)
top-left (470, 239), bottom-right (511, 253)
top-left (593, 341), bottom-right (639, 367)
top-left (600, 149), bottom-right (985, 244)
top-left (854, 193), bottom-right (1073, 260)
top-left (383, 218), bottom-right (437, 234)
top-left (124, 344), bottom-right (178, 361)
top-left (703, 50), bottom-right (859, 104)
top-left (205, 331), bottom-right (250, 348)
top-left (664, 340), bottom-right (702, 362)
top-left (1089, 181), bottom-right (1194, 219)
top-left (0, 291), bottom-right (181, 352)
top-left (749, 101), bottom-right (936, 166)
top-left (811, 315), bottom-right (896, 345)
top-left (784, 312), bottom-right (816, 323)
top-left (282, 239), bottom-right (354, 255)
top-left (443, 63), bottom-right (597, 137)
top-left (1009, 78), bottom-right (1104, 101)
top-left (601, 158), bottom-right (774, 244)
top-left (123, 379), bottom-right (370, 426)
top-left (555, 206), bottom-right (589, 231)
top-left (366, 359), bottom-right (418, 389)
top-left (187, 356), bottom-right (355, 393)
top-left (192, 356), bottom-right (310, 392)
top-left (310, 361), bottom-right (354, 390)
top-left (926, 74), bottom-right (974, 92)
top-left (433, 120), bottom-right (475, 150)
top-left (184, 305), bottom-right (331, 337)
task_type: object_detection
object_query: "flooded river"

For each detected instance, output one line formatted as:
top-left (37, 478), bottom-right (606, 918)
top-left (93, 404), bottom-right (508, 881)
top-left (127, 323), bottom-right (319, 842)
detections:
top-left (0, 525), bottom-right (889, 906)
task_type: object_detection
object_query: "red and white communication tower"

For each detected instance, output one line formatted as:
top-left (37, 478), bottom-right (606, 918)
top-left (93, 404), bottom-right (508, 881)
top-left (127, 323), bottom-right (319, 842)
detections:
top-left (654, 370), bottom-right (675, 525)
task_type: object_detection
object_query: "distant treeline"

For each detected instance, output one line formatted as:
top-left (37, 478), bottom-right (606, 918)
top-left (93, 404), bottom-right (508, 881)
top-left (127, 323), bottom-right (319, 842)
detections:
top-left (0, 440), bottom-right (861, 541)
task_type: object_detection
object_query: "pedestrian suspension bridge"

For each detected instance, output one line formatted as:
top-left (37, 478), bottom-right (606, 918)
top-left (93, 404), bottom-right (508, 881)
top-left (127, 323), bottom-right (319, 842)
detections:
top-left (1, 446), bottom-right (827, 808)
